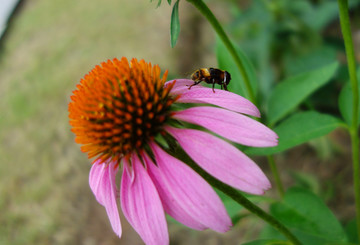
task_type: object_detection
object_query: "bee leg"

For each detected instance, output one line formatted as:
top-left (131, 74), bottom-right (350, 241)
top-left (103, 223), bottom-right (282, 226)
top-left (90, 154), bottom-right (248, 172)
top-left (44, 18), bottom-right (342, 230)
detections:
top-left (223, 83), bottom-right (228, 91)
top-left (187, 80), bottom-right (202, 90)
top-left (212, 82), bottom-right (215, 93)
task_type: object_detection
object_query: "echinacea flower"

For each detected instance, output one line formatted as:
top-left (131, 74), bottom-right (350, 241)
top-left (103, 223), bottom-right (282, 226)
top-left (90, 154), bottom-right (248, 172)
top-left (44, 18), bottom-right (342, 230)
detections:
top-left (68, 57), bottom-right (278, 245)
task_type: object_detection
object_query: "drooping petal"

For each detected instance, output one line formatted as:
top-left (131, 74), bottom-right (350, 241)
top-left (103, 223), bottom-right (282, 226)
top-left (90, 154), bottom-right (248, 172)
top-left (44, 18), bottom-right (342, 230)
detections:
top-left (89, 159), bottom-right (122, 237)
top-left (167, 79), bottom-right (260, 117)
top-left (173, 106), bottom-right (278, 147)
top-left (120, 154), bottom-right (169, 245)
top-left (166, 127), bottom-right (271, 195)
top-left (144, 143), bottom-right (231, 232)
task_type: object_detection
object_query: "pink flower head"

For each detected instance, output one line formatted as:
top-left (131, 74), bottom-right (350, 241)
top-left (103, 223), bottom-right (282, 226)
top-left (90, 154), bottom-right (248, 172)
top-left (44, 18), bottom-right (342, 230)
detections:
top-left (68, 57), bottom-right (278, 244)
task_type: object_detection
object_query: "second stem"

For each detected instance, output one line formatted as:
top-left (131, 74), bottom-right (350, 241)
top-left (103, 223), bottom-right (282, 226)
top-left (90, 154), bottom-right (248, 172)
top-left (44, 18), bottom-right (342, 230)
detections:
top-left (186, 0), bottom-right (256, 103)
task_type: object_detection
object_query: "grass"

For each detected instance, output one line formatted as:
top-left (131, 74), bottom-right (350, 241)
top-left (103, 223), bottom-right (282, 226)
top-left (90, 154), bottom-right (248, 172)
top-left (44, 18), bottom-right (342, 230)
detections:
top-left (0, 1), bottom-right (174, 244)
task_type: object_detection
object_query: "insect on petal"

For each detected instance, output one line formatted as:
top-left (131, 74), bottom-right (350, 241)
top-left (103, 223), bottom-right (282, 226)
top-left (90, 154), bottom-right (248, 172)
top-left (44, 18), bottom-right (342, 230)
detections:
top-left (168, 79), bottom-right (260, 117)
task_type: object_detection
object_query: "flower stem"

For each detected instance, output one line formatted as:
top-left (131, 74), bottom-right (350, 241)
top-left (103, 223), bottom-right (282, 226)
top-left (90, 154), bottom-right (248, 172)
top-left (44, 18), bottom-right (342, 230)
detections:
top-left (210, 178), bottom-right (301, 245)
top-left (186, 0), bottom-right (256, 103)
top-left (268, 155), bottom-right (285, 198)
top-left (173, 147), bottom-right (301, 245)
top-left (337, 0), bottom-right (360, 241)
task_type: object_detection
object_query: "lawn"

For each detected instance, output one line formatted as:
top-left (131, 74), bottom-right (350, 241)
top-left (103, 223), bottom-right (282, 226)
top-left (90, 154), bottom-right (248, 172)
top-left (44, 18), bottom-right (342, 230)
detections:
top-left (0, 1), bottom-right (176, 244)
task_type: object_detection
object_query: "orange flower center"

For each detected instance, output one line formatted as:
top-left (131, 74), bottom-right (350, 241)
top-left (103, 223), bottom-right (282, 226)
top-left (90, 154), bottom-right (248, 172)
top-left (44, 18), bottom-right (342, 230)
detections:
top-left (69, 57), bottom-right (177, 162)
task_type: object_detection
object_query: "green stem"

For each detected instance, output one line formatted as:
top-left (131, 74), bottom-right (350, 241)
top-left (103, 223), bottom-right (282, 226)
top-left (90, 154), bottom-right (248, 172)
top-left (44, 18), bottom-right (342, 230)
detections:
top-left (186, 0), bottom-right (256, 103)
top-left (173, 147), bottom-right (302, 245)
top-left (337, 0), bottom-right (360, 241)
top-left (212, 181), bottom-right (301, 245)
top-left (268, 155), bottom-right (285, 198)
top-left (351, 129), bottom-right (360, 239)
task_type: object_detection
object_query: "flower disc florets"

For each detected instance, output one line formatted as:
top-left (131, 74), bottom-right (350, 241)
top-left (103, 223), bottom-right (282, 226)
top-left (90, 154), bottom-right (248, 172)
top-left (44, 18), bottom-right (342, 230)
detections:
top-left (69, 57), bottom-right (177, 162)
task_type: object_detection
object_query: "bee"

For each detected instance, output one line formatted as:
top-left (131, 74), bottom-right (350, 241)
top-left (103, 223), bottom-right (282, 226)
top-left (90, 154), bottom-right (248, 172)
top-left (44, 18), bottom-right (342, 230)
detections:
top-left (188, 68), bottom-right (231, 92)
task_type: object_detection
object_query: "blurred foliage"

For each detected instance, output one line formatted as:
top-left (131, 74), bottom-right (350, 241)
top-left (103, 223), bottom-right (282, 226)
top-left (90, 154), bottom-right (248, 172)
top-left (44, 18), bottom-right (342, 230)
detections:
top-left (214, 0), bottom-right (360, 243)
top-left (225, 0), bottom-right (359, 112)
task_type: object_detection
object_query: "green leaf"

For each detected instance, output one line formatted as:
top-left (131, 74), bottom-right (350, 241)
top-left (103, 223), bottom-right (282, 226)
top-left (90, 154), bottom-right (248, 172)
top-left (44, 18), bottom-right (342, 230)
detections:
top-left (170, 0), bottom-right (180, 48)
top-left (338, 68), bottom-right (360, 126)
top-left (290, 171), bottom-right (320, 195)
top-left (345, 219), bottom-right (359, 244)
top-left (301, 1), bottom-right (339, 31)
top-left (270, 187), bottom-right (347, 243)
top-left (245, 111), bottom-right (342, 156)
top-left (284, 45), bottom-right (337, 76)
top-left (260, 224), bottom-right (350, 245)
top-left (216, 37), bottom-right (258, 98)
top-left (242, 239), bottom-right (288, 245)
top-left (268, 62), bottom-right (339, 125)
top-left (300, 0), bottom-right (359, 31)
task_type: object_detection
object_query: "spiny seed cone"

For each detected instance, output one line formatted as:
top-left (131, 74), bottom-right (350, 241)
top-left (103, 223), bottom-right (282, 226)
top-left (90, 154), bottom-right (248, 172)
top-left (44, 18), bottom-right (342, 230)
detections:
top-left (69, 57), bottom-right (177, 162)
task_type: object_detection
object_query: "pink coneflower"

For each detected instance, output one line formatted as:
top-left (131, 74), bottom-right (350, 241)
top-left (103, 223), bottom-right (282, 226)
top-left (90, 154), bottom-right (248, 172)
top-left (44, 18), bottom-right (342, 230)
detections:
top-left (68, 57), bottom-right (278, 245)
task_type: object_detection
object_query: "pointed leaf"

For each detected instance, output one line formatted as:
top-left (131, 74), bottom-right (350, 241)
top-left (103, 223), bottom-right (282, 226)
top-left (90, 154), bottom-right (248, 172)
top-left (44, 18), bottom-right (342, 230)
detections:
top-left (270, 187), bottom-right (347, 243)
top-left (170, 0), bottom-right (180, 48)
top-left (268, 62), bottom-right (339, 125)
top-left (260, 224), bottom-right (348, 245)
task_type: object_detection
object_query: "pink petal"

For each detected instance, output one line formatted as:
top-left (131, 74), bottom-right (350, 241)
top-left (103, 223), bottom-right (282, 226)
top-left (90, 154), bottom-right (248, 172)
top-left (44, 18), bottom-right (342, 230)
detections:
top-left (168, 79), bottom-right (260, 117)
top-left (89, 159), bottom-right (122, 237)
top-left (145, 143), bottom-right (231, 232)
top-left (165, 79), bottom-right (194, 91)
top-left (173, 106), bottom-right (278, 147)
top-left (166, 127), bottom-right (271, 195)
top-left (120, 154), bottom-right (168, 245)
